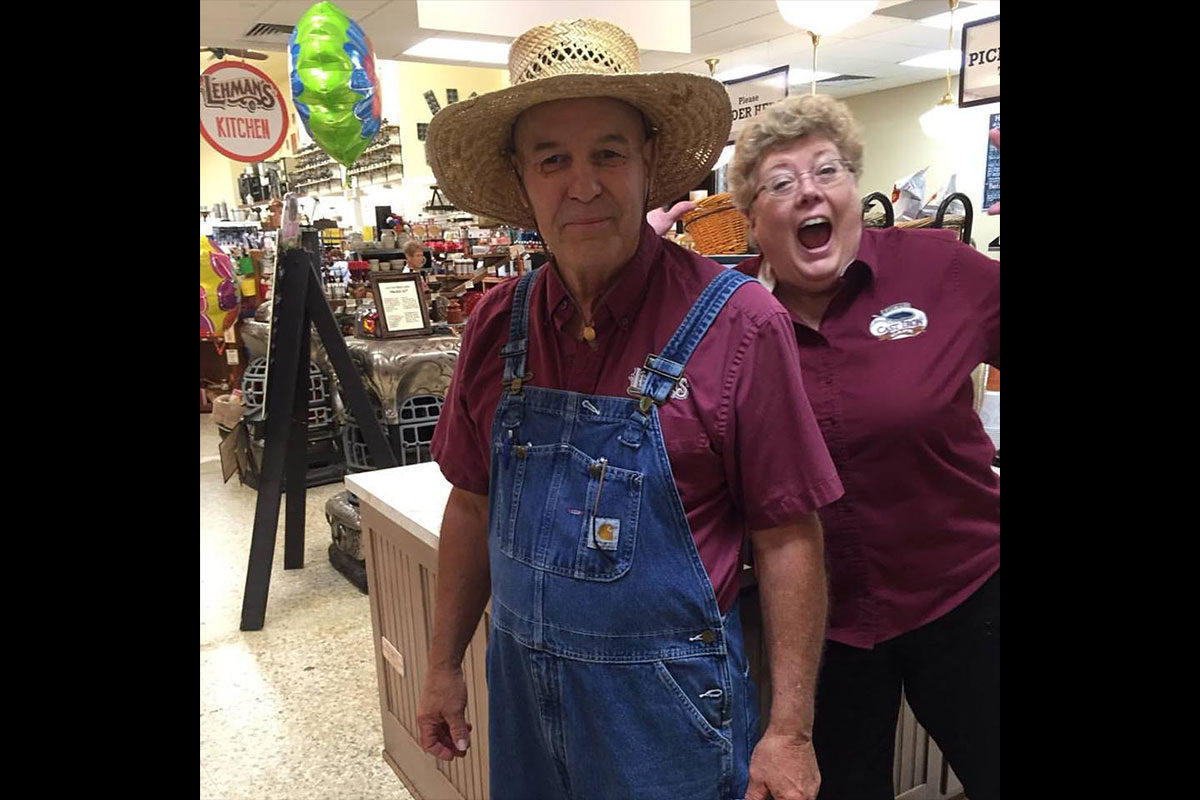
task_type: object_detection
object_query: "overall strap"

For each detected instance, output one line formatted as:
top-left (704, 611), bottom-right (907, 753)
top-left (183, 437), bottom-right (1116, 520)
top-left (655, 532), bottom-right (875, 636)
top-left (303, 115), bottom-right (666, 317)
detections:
top-left (621, 268), bottom-right (754, 448)
top-left (499, 267), bottom-right (541, 393)
top-left (497, 267), bottom-right (540, 430)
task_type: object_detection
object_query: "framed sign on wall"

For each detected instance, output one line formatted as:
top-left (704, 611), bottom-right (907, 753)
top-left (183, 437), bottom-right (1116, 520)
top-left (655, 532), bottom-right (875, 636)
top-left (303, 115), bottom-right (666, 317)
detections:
top-left (723, 66), bottom-right (789, 145)
top-left (959, 14), bottom-right (1000, 107)
top-left (369, 273), bottom-right (432, 339)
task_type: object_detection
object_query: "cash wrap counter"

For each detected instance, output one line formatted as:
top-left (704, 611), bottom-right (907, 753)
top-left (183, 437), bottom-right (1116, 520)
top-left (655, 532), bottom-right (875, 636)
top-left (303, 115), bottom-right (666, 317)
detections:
top-left (347, 463), bottom-right (998, 800)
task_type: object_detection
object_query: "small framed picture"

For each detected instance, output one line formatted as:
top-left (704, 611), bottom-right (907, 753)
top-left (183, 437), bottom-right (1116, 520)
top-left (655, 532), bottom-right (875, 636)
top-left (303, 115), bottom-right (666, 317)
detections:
top-left (369, 273), bottom-right (432, 339)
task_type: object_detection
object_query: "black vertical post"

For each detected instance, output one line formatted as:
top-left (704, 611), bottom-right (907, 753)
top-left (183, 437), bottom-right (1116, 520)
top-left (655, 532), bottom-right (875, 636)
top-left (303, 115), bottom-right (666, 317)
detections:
top-left (283, 308), bottom-right (312, 570)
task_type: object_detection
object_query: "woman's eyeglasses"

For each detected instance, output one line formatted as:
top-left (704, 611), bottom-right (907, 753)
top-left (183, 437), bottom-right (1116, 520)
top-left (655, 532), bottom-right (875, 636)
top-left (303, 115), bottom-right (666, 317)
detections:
top-left (753, 159), bottom-right (853, 202)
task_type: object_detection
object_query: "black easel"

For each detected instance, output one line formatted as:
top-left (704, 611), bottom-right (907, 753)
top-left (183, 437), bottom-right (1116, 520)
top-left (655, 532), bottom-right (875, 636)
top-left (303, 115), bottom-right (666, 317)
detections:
top-left (240, 245), bottom-right (398, 631)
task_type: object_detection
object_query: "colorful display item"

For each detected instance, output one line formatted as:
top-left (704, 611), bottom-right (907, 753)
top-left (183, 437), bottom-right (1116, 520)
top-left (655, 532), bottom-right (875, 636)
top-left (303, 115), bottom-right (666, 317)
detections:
top-left (289, 1), bottom-right (382, 168)
top-left (201, 236), bottom-right (242, 337)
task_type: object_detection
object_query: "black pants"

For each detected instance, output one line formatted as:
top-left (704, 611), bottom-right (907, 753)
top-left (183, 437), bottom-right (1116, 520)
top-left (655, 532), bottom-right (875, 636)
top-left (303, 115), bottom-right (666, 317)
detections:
top-left (814, 571), bottom-right (999, 800)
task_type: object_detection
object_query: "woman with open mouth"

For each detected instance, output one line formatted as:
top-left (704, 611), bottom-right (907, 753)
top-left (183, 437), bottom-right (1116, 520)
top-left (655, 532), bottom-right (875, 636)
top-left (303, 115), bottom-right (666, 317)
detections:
top-left (727, 94), bottom-right (1001, 800)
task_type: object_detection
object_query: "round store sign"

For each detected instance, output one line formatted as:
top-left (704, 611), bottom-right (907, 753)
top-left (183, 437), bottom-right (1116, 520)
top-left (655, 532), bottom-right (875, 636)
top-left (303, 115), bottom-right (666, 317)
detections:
top-left (199, 62), bottom-right (288, 162)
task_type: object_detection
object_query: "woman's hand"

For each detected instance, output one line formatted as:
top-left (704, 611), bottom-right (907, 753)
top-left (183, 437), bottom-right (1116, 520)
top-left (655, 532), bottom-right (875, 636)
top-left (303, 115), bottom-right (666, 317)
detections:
top-left (647, 200), bottom-right (697, 235)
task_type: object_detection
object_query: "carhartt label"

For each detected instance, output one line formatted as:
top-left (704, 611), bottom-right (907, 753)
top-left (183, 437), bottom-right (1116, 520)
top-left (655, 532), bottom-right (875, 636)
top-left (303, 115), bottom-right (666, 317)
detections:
top-left (589, 518), bottom-right (620, 551)
top-left (381, 636), bottom-right (405, 678)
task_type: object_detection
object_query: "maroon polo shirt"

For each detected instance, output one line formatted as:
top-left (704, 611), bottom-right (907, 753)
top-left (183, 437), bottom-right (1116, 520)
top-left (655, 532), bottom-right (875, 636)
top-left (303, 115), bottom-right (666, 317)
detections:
top-left (432, 222), bottom-right (843, 613)
top-left (739, 226), bottom-right (1000, 648)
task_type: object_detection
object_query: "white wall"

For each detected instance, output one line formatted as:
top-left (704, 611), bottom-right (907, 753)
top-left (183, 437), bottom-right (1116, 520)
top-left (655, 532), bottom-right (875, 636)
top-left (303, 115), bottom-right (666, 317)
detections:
top-left (840, 76), bottom-right (999, 257)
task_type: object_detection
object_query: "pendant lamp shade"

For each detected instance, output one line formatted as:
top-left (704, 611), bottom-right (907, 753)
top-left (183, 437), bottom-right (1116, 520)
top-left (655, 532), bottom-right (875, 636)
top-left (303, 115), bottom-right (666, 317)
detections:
top-left (919, 97), bottom-right (962, 140)
top-left (775, 1), bottom-right (879, 36)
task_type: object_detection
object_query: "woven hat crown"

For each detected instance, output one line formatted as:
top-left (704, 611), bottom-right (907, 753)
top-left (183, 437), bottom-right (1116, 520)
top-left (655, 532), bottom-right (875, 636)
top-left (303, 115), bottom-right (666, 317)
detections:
top-left (509, 19), bottom-right (641, 85)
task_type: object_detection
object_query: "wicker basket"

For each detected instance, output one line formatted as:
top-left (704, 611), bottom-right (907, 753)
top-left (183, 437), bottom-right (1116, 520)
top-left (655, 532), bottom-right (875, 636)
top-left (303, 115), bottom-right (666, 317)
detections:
top-left (682, 193), bottom-right (748, 255)
top-left (865, 212), bottom-right (967, 239)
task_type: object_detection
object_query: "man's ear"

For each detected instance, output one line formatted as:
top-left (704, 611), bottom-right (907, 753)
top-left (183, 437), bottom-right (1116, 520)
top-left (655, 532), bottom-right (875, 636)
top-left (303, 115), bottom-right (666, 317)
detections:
top-left (641, 135), bottom-right (658, 207)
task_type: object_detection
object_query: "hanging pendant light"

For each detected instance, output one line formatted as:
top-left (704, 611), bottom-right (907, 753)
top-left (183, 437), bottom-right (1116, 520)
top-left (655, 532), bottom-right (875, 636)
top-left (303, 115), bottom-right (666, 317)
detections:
top-left (776, 1), bottom-right (879, 95)
top-left (919, 0), bottom-right (963, 139)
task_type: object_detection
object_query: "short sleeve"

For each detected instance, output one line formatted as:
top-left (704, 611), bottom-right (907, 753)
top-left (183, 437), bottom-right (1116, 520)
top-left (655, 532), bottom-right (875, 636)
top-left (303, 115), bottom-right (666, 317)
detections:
top-left (430, 317), bottom-right (490, 495)
top-left (721, 311), bottom-right (844, 532)
top-left (954, 244), bottom-right (1000, 369)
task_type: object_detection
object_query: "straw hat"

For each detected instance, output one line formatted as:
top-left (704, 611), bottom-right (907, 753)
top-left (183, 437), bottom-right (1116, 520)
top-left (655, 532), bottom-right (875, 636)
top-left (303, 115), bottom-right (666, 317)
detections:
top-left (425, 18), bottom-right (732, 229)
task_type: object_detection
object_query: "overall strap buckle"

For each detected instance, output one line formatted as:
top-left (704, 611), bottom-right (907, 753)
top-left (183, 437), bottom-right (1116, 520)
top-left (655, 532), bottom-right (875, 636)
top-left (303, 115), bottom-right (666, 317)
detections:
top-left (503, 373), bottom-right (534, 395)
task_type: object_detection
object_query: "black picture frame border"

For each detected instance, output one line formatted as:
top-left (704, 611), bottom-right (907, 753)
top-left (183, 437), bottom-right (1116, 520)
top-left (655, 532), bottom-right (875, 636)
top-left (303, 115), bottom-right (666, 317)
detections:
top-left (959, 14), bottom-right (1001, 108)
top-left (369, 272), bottom-right (433, 339)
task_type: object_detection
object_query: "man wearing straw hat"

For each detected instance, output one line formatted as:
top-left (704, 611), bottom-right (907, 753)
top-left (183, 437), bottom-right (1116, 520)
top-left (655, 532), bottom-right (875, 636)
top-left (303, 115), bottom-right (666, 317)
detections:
top-left (420, 18), bottom-right (842, 800)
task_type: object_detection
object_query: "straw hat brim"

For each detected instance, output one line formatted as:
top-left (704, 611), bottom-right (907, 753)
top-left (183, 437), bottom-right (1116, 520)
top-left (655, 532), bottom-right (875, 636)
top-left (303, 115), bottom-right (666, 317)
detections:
top-left (425, 72), bottom-right (732, 229)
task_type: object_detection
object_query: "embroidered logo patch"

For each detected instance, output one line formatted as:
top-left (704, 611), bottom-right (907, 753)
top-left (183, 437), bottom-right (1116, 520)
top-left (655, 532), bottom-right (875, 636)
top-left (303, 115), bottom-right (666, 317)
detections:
top-left (588, 518), bottom-right (620, 550)
top-left (869, 303), bottom-right (928, 341)
top-left (626, 368), bottom-right (690, 400)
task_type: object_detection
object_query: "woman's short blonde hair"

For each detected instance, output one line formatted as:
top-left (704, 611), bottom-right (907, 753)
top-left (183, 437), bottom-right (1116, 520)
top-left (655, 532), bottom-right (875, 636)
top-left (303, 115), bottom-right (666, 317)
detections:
top-left (403, 239), bottom-right (425, 257)
top-left (728, 94), bottom-right (865, 213)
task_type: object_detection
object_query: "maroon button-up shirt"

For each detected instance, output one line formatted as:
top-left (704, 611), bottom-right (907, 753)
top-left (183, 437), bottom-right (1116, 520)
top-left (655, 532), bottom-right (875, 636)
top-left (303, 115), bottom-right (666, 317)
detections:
top-left (432, 223), bottom-right (844, 613)
top-left (739, 226), bottom-right (1000, 648)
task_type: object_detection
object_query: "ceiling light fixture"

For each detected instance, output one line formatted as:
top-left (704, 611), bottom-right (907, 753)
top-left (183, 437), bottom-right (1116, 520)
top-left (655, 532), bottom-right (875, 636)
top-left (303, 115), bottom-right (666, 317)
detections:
top-left (789, 69), bottom-right (840, 84)
top-left (775, 1), bottom-right (879, 95)
top-left (713, 64), bottom-right (769, 82)
top-left (900, 49), bottom-right (962, 70)
top-left (919, 0), bottom-right (963, 140)
top-left (403, 37), bottom-right (510, 64)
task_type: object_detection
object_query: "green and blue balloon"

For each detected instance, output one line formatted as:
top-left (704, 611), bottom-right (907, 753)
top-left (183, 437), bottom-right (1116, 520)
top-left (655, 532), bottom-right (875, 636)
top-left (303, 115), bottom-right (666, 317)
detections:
top-left (289, 1), bottom-right (382, 167)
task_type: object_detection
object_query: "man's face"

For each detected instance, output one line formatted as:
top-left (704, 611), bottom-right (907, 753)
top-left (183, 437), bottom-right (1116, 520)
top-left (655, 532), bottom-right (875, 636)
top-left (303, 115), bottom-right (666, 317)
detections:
top-left (512, 97), bottom-right (655, 272)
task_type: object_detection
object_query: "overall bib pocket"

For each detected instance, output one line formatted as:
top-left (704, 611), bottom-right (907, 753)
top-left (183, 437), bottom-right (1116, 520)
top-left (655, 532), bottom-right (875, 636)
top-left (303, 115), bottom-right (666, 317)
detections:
top-left (499, 441), bottom-right (642, 580)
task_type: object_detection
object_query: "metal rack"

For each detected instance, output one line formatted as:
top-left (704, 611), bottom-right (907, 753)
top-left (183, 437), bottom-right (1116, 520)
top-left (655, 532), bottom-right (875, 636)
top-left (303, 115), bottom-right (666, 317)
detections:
top-left (292, 123), bottom-right (402, 193)
top-left (860, 191), bottom-right (975, 245)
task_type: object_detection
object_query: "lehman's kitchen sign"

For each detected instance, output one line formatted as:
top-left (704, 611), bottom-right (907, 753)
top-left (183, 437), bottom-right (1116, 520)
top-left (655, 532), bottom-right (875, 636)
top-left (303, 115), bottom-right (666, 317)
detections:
top-left (200, 62), bottom-right (288, 162)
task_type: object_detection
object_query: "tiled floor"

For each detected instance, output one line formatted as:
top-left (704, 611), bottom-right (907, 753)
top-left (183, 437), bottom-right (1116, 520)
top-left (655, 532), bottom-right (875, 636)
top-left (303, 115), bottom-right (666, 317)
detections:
top-left (200, 416), bottom-right (414, 800)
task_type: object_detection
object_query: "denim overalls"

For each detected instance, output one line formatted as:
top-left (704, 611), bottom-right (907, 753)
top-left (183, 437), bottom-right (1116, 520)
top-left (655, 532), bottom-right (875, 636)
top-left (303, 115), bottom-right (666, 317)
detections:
top-left (485, 266), bottom-right (761, 799)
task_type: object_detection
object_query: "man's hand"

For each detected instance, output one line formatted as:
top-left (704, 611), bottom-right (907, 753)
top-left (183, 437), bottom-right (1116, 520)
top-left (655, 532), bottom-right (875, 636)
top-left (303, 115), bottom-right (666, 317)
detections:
top-left (416, 665), bottom-right (474, 760)
top-left (745, 729), bottom-right (820, 800)
top-left (647, 200), bottom-right (697, 235)
top-left (987, 128), bottom-right (1000, 215)
top-left (417, 487), bottom-right (490, 761)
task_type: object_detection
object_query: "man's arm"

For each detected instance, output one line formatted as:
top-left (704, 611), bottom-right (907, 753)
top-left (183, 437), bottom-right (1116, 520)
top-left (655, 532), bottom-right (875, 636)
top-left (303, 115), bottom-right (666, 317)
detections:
top-left (744, 512), bottom-right (827, 800)
top-left (416, 486), bottom-right (491, 761)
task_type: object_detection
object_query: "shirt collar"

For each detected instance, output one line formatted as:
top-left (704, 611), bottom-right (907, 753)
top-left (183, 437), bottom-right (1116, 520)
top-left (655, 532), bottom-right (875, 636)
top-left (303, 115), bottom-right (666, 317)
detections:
top-left (543, 221), bottom-right (662, 330)
top-left (750, 226), bottom-right (880, 292)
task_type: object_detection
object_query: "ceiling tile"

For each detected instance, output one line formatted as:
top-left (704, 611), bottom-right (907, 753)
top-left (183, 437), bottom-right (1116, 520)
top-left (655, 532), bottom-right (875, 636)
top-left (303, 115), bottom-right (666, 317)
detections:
top-left (200, 1), bottom-right (276, 45)
top-left (819, 37), bottom-right (931, 64)
top-left (260, 1), bottom-right (393, 23)
top-left (860, 23), bottom-right (950, 50)
top-left (690, 0), bottom-right (780, 37)
top-left (833, 14), bottom-right (912, 39)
